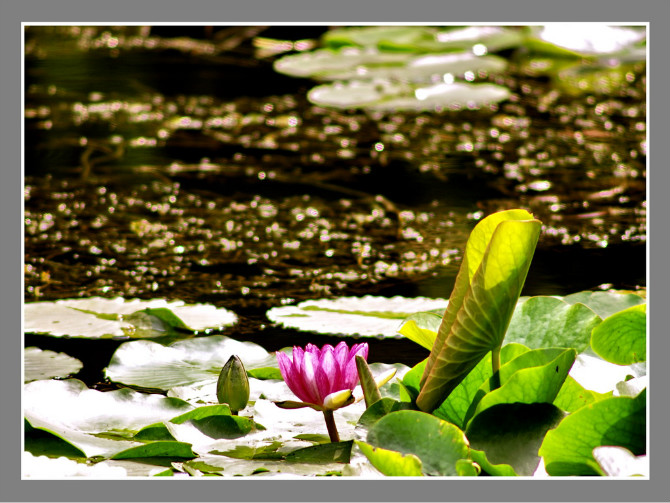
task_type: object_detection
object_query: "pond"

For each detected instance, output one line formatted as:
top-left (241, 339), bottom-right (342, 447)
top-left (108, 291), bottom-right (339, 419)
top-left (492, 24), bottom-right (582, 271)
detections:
top-left (24, 25), bottom-right (646, 388)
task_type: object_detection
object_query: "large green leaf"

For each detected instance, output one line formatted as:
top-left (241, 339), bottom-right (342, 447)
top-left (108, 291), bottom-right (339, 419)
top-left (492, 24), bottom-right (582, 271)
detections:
top-left (417, 210), bottom-right (541, 412)
top-left (505, 296), bottom-right (602, 352)
top-left (539, 390), bottom-right (646, 476)
top-left (364, 410), bottom-right (470, 476)
top-left (590, 304), bottom-right (646, 365)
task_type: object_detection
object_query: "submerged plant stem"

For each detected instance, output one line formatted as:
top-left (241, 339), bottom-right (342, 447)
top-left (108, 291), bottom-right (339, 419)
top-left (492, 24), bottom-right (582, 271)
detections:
top-left (323, 410), bottom-right (340, 443)
top-left (491, 345), bottom-right (501, 390)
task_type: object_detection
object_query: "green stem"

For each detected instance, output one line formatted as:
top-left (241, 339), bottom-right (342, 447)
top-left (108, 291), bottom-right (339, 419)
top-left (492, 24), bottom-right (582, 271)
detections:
top-left (323, 410), bottom-right (340, 443)
top-left (491, 345), bottom-right (501, 390)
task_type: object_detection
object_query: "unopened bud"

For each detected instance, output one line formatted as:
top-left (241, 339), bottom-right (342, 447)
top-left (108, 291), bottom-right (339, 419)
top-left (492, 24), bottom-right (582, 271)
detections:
top-left (216, 355), bottom-right (250, 414)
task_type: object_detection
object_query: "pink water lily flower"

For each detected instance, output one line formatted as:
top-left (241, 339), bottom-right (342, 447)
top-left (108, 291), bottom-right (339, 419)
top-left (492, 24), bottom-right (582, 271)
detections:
top-left (276, 341), bottom-right (369, 442)
top-left (276, 341), bottom-right (369, 411)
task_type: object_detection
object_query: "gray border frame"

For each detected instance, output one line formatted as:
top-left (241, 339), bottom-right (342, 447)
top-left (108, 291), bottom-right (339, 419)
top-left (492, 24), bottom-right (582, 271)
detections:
top-left (4, 0), bottom-right (669, 501)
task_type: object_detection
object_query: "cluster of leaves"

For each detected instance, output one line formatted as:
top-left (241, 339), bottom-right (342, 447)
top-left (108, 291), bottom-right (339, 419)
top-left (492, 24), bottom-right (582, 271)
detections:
top-left (355, 210), bottom-right (647, 476)
top-left (272, 25), bottom-right (646, 110)
top-left (23, 209), bottom-right (646, 477)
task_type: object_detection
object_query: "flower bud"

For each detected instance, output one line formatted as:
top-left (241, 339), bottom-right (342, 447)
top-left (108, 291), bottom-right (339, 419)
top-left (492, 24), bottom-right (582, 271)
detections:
top-left (216, 355), bottom-right (250, 414)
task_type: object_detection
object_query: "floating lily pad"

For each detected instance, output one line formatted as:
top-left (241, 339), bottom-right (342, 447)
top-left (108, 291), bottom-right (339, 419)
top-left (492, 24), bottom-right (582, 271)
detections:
top-left (105, 335), bottom-right (275, 390)
top-left (590, 303), bottom-right (646, 365)
top-left (24, 379), bottom-right (194, 458)
top-left (308, 79), bottom-right (511, 112)
top-left (363, 410), bottom-right (471, 476)
top-left (266, 295), bottom-right (447, 338)
top-left (539, 390), bottom-right (646, 476)
top-left (560, 290), bottom-right (645, 319)
top-left (24, 347), bottom-right (83, 383)
top-left (24, 297), bottom-right (237, 339)
top-left (322, 26), bottom-right (440, 51)
top-left (505, 296), bottom-right (602, 353)
top-left (275, 48), bottom-right (507, 82)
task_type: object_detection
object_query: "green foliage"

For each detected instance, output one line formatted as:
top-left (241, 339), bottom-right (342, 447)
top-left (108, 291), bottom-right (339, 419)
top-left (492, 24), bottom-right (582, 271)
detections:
top-left (357, 398), bottom-right (413, 428)
top-left (562, 290), bottom-right (645, 319)
top-left (110, 441), bottom-right (196, 460)
top-left (432, 343), bottom-right (529, 428)
top-left (539, 390), bottom-right (646, 476)
top-left (462, 348), bottom-right (576, 427)
top-left (505, 296), bottom-right (602, 352)
top-left (590, 304), bottom-right (646, 365)
top-left (355, 441), bottom-right (424, 476)
top-left (396, 312), bottom-right (442, 350)
top-left (418, 210), bottom-right (541, 411)
top-left (364, 410), bottom-right (471, 476)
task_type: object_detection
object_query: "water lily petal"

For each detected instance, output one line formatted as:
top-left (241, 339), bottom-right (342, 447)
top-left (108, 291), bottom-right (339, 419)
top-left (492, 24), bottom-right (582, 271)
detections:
top-left (343, 343), bottom-right (369, 389)
top-left (277, 351), bottom-right (310, 403)
top-left (318, 345), bottom-right (337, 395)
top-left (300, 351), bottom-right (323, 404)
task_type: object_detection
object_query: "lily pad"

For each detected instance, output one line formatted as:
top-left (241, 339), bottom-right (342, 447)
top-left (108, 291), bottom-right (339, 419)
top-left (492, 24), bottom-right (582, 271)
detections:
top-left (539, 390), bottom-right (646, 476)
top-left (322, 25), bottom-right (523, 54)
top-left (24, 297), bottom-right (237, 339)
top-left (24, 379), bottom-right (193, 458)
top-left (463, 348), bottom-right (576, 426)
top-left (363, 410), bottom-right (470, 476)
top-left (307, 79), bottom-right (511, 112)
top-left (504, 296), bottom-right (602, 353)
top-left (560, 290), bottom-right (645, 319)
top-left (275, 48), bottom-right (507, 82)
top-left (355, 441), bottom-right (424, 476)
top-left (105, 335), bottom-right (275, 390)
top-left (24, 347), bottom-right (83, 382)
top-left (322, 26), bottom-right (440, 51)
top-left (266, 295), bottom-right (447, 338)
top-left (431, 343), bottom-right (530, 428)
top-left (590, 303), bottom-right (646, 365)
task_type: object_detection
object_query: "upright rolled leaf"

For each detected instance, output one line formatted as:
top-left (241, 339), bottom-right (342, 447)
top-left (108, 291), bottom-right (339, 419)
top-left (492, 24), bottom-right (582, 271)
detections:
top-left (417, 210), bottom-right (541, 412)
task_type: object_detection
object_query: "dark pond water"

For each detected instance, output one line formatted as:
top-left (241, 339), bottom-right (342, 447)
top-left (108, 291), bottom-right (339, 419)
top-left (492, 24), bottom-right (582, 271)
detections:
top-left (24, 26), bottom-right (647, 388)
